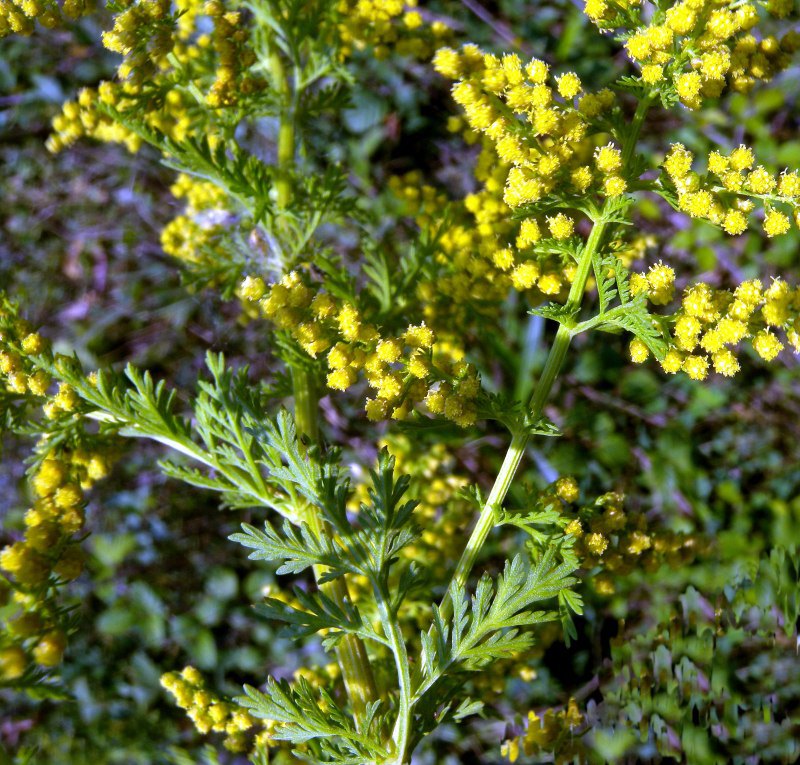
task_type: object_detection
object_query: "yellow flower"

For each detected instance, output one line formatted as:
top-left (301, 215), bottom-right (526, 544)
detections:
top-left (433, 48), bottom-right (462, 79)
top-left (641, 64), bottom-right (664, 84)
top-left (240, 276), bottom-right (266, 301)
top-left (712, 349), bottom-right (740, 376)
top-left (511, 263), bottom-right (540, 290)
top-left (586, 532), bottom-right (608, 556)
top-left (516, 219), bottom-right (542, 248)
top-left (729, 145), bottom-right (755, 171)
top-left (722, 209), bottom-right (748, 235)
top-left (663, 144), bottom-right (693, 179)
top-left (594, 143), bottom-right (622, 174)
top-left (376, 338), bottom-right (402, 363)
top-left (556, 72), bottom-right (582, 99)
top-left (32, 630), bottom-right (67, 667)
top-left (682, 354), bottom-right (709, 380)
top-left (327, 368), bottom-right (356, 391)
top-left (661, 349), bottom-right (683, 374)
top-left (629, 338), bottom-right (649, 363)
top-left (404, 324), bottom-right (435, 348)
top-left (555, 477), bottom-right (579, 503)
top-left (603, 175), bottom-right (627, 197)
top-left (547, 213), bottom-right (574, 240)
top-left (525, 58), bottom-right (549, 84)
top-left (753, 330), bottom-right (783, 360)
top-left (763, 208), bottom-right (790, 237)
top-left (777, 171), bottom-right (800, 197)
top-left (676, 72), bottom-right (702, 106)
top-left (0, 647), bottom-right (27, 681)
top-left (747, 166), bottom-right (776, 194)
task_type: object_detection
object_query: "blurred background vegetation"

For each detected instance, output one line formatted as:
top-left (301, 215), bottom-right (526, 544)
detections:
top-left (1, 2), bottom-right (799, 763)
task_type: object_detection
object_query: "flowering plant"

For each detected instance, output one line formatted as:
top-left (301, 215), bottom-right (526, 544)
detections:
top-left (1, 0), bottom-right (799, 762)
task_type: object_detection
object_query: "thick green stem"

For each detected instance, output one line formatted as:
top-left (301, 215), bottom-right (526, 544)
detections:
top-left (291, 365), bottom-right (318, 442)
top-left (269, 49), bottom-right (295, 209)
top-left (290, 366), bottom-right (379, 724)
top-left (270, 31), bottom-right (379, 733)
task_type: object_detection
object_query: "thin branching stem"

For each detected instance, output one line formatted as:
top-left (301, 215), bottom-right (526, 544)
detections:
top-left (435, 93), bottom-right (656, 623)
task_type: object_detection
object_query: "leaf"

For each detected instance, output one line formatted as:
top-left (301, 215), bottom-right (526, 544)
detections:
top-left (230, 521), bottom-right (354, 582)
top-left (311, 449), bottom-right (421, 581)
top-left (255, 588), bottom-right (387, 649)
top-left (237, 678), bottom-right (387, 760)
top-left (601, 301), bottom-right (669, 360)
top-left (416, 550), bottom-right (577, 704)
top-left (530, 302), bottom-right (577, 326)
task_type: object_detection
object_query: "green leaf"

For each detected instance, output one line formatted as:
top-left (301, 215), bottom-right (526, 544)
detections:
top-left (255, 588), bottom-right (388, 650)
top-left (416, 550), bottom-right (577, 704)
top-left (237, 678), bottom-right (387, 761)
top-left (229, 521), bottom-right (355, 582)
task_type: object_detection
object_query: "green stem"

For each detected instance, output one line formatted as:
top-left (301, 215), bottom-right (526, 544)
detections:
top-left (435, 92), bottom-right (656, 620)
top-left (291, 365), bottom-right (318, 442)
top-left (376, 583), bottom-right (412, 764)
top-left (437, 245), bottom-right (595, 618)
top-left (270, 28), bottom-right (379, 733)
top-left (290, 365), bottom-right (379, 726)
top-left (269, 49), bottom-right (295, 209)
top-left (623, 94), bottom-right (653, 170)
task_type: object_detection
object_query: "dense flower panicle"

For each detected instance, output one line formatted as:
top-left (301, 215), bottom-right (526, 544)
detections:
top-left (433, 44), bottom-right (622, 216)
top-left (662, 142), bottom-right (800, 238)
top-left (0, 0), bottom-right (94, 38)
top-left (48, 0), bottom-right (259, 152)
top-left (585, 0), bottom-right (800, 109)
top-left (0, 441), bottom-right (104, 679)
top-left (501, 488), bottom-right (705, 761)
top-left (422, 45), bottom-right (636, 329)
top-left (337, 0), bottom-right (451, 60)
top-left (389, 167), bottom-right (576, 313)
top-left (635, 277), bottom-right (800, 379)
top-left (240, 270), bottom-right (480, 427)
top-left (44, 0), bottom-right (450, 152)
top-left (47, 78), bottom-right (196, 154)
top-left (160, 173), bottom-right (234, 268)
top-left (565, 490), bottom-right (704, 579)
top-left (0, 301), bottom-right (120, 683)
top-left (161, 667), bottom-right (258, 752)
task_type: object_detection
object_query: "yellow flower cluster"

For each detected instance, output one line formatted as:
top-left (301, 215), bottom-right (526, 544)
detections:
top-left (501, 698), bottom-right (583, 763)
top-left (160, 173), bottom-right (232, 267)
top-left (100, 0), bottom-right (259, 102)
top-left (201, 0), bottom-right (260, 107)
top-left (630, 261), bottom-right (677, 306)
top-left (586, 0), bottom-right (800, 108)
top-left (337, 0), bottom-right (451, 61)
top-left (565, 491), bottom-right (705, 595)
top-left (47, 78), bottom-right (195, 153)
top-left (161, 666), bottom-right (258, 752)
top-left (648, 278), bottom-right (800, 380)
top-left (0, 0), bottom-right (92, 38)
top-left (241, 271), bottom-right (481, 427)
top-left (433, 45), bottom-right (618, 212)
top-left (0, 444), bottom-right (113, 681)
top-left (389, 160), bottom-right (577, 324)
top-left (47, 0), bottom-right (257, 152)
top-left (500, 494), bottom-right (710, 762)
top-left (100, 0), bottom-right (175, 82)
top-left (663, 143), bottom-right (800, 237)
top-left (0, 304), bottom-right (119, 683)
